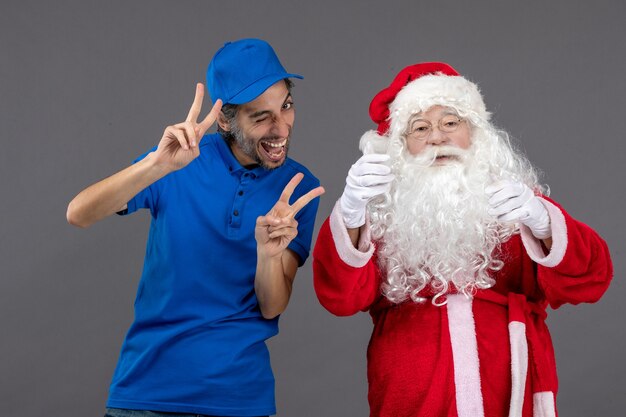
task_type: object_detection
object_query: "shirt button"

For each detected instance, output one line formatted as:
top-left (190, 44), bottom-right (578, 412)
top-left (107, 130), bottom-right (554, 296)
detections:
top-left (233, 210), bottom-right (239, 216)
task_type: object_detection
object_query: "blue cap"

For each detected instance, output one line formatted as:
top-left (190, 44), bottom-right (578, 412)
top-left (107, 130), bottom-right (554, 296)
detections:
top-left (206, 38), bottom-right (303, 105)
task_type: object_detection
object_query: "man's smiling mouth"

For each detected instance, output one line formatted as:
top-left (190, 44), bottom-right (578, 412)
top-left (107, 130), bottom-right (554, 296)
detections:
top-left (260, 139), bottom-right (287, 161)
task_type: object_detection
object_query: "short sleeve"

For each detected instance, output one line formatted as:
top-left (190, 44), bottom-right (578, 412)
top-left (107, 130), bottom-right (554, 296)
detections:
top-left (117, 147), bottom-right (161, 218)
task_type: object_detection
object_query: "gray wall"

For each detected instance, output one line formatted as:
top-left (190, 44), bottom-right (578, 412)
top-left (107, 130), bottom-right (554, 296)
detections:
top-left (2, 1), bottom-right (624, 416)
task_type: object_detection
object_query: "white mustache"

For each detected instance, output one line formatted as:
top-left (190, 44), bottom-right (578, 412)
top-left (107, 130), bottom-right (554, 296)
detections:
top-left (407, 146), bottom-right (468, 166)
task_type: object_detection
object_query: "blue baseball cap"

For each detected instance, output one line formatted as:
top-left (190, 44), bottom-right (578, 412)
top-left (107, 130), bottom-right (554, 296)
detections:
top-left (207, 38), bottom-right (303, 105)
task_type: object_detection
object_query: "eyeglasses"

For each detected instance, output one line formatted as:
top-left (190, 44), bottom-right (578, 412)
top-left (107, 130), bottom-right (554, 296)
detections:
top-left (405, 115), bottom-right (466, 141)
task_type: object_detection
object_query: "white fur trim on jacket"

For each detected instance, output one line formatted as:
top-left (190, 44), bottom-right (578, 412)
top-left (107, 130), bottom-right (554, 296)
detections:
top-left (532, 392), bottom-right (556, 417)
top-left (447, 294), bottom-right (485, 417)
top-left (508, 321), bottom-right (529, 417)
top-left (520, 198), bottom-right (567, 268)
top-left (329, 200), bottom-right (375, 268)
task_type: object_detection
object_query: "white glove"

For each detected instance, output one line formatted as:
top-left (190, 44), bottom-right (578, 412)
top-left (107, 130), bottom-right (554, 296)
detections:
top-left (340, 154), bottom-right (395, 228)
top-left (485, 180), bottom-right (551, 239)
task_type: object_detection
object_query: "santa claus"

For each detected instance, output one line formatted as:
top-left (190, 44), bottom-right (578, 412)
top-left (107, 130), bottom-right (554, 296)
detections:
top-left (313, 63), bottom-right (613, 417)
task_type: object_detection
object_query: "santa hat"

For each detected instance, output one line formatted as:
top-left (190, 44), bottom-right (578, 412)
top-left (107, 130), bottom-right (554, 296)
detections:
top-left (369, 62), bottom-right (490, 136)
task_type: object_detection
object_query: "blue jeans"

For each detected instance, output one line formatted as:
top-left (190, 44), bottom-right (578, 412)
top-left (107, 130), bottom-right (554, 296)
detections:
top-left (104, 408), bottom-right (268, 417)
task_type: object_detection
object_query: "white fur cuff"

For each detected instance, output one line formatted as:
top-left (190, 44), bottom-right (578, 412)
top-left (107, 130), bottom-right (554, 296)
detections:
top-left (520, 198), bottom-right (567, 268)
top-left (329, 200), bottom-right (375, 268)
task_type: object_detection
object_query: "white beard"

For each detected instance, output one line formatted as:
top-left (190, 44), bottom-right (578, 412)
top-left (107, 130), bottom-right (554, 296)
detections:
top-left (368, 138), bottom-right (521, 305)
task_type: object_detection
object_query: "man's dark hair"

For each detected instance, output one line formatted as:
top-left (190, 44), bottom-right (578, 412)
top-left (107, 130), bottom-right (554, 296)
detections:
top-left (218, 79), bottom-right (294, 141)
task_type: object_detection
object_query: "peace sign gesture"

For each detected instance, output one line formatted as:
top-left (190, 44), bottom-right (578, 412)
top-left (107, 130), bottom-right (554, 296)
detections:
top-left (255, 173), bottom-right (325, 259)
top-left (154, 83), bottom-right (223, 172)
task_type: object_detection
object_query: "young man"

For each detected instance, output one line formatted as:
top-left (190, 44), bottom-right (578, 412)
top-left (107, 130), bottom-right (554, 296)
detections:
top-left (313, 62), bottom-right (612, 417)
top-left (67, 38), bottom-right (324, 417)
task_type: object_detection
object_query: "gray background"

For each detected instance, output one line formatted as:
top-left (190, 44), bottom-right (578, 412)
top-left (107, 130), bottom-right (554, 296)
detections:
top-left (2, 0), bottom-right (625, 416)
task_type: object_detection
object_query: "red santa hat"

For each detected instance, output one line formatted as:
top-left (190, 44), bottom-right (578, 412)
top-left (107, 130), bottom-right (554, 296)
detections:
top-left (369, 62), bottom-right (490, 136)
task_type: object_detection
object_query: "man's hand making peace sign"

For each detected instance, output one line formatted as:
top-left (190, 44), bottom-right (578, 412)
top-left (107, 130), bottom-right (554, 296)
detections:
top-left (256, 173), bottom-right (325, 258)
top-left (153, 83), bottom-right (222, 172)
top-left (66, 83), bottom-right (222, 228)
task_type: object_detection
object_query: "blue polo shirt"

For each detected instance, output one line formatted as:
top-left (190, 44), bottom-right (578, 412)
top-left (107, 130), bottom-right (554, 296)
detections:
top-left (107, 133), bottom-right (320, 416)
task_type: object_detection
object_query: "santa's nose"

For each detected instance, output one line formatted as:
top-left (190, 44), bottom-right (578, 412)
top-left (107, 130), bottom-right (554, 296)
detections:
top-left (427, 128), bottom-right (448, 145)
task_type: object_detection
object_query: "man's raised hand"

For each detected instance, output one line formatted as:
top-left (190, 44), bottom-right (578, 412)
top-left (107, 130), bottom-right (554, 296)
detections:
top-left (153, 83), bottom-right (222, 172)
top-left (255, 173), bottom-right (325, 259)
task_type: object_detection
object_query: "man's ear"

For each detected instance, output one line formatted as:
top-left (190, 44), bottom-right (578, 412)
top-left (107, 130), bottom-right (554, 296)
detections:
top-left (217, 112), bottom-right (231, 132)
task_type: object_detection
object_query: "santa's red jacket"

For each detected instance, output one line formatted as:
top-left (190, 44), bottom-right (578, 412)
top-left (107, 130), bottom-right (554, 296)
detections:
top-left (313, 197), bottom-right (612, 417)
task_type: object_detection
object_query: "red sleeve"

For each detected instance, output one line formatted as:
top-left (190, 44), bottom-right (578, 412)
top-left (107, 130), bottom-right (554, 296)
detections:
top-left (313, 212), bottom-right (382, 316)
top-left (520, 196), bottom-right (613, 309)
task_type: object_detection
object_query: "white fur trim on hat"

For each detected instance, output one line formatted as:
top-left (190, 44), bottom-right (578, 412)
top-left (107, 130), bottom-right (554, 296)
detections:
top-left (358, 129), bottom-right (388, 154)
top-left (388, 74), bottom-right (490, 138)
